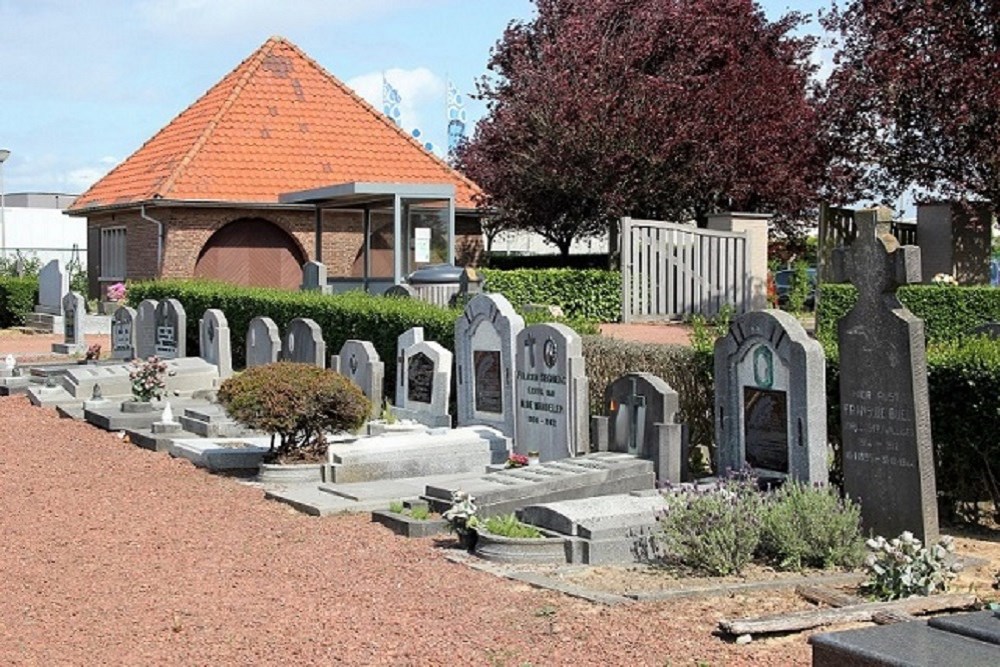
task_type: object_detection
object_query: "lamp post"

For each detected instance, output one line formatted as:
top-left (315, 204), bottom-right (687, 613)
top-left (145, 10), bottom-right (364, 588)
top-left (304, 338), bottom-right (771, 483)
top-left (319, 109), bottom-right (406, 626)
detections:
top-left (0, 149), bottom-right (9, 259)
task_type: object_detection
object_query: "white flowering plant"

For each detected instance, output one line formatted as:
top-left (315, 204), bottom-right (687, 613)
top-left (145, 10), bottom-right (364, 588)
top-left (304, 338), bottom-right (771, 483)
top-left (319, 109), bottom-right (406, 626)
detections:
top-left (931, 273), bottom-right (957, 286)
top-left (442, 490), bottom-right (479, 537)
top-left (129, 356), bottom-right (168, 402)
top-left (861, 531), bottom-right (959, 600)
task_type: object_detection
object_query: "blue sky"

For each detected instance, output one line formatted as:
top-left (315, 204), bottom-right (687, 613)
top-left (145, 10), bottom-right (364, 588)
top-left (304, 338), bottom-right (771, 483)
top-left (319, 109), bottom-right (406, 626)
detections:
top-left (0, 0), bottom-right (830, 196)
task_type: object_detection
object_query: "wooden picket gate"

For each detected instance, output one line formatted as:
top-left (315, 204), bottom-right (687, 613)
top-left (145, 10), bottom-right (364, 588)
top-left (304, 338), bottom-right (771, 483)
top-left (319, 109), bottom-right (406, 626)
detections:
top-left (620, 217), bottom-right (749, 322)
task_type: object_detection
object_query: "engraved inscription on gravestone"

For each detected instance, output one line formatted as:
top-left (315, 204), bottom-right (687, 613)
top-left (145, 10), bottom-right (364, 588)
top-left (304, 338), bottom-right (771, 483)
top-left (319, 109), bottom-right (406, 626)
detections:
top-left (113, 320), bottom-right (131, 352)
top-left (473, 350), bottom-right (502, 414)
top-left (743, 388), bottom-right (789, 473)
top-left (407, 352), bottom-right (434, 404)
top-left (64, 302), bottom-right (76, 341)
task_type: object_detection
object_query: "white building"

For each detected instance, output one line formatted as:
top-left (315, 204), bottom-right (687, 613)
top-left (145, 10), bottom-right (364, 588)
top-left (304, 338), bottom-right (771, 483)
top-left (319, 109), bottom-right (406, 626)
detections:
top-left (1, 192), bottom-right (84, 266)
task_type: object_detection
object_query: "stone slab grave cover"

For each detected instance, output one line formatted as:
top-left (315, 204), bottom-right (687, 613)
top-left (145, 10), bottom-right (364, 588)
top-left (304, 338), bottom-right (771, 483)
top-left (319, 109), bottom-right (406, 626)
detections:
top-left (454, 292), bottom-right (524, 438)
top-left (283, 317), bottom-right (326, 368)
top-left (592, 372), bottom-right (686, 484)
top-left (154, 299), bottom-right (186, 360)
top-left (135, 299), bottom-right (159, 360)
top-left (246, 316), bottom-right (281, 367)
top-left (199, 309), bottom-right (232, 379)
top-left (514, 323), bottom-right (589, 462)
top-left (330, 340), bottom-right (384, 417)
top-left (833, 210), bottom-right (938, 543)
top-left (713, 309), bottom-right (828, 485)
top-left (36, 259), bottom-right (68, 316)
top-left (52, 291), bottom-right (86, 354)
top-left (111, 306), bottom-right (138, 360)
top-left (393, 327), bottom-right (452, 427)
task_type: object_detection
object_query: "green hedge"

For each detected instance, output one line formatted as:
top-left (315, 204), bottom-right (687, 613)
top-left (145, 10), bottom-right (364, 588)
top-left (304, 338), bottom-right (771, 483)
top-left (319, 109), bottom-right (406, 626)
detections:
top-left (0, 277), bottom-right (38, 328)
top-left (817, 284), bottom-right (1000, 347)
top-left (126, 280), bottom-right (458, 389)
top-left (481, 268), bottom-right (621, 322)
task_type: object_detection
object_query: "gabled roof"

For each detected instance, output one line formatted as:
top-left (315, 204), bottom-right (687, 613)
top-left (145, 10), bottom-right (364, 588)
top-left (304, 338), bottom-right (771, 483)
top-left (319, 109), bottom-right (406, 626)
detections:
top-left (70, 36), bottom-right (481, 212)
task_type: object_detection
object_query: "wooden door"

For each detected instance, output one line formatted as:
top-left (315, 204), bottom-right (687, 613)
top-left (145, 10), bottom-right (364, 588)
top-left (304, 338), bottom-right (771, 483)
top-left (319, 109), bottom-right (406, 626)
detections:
top-left (194, 219), bottom-right (305, 290)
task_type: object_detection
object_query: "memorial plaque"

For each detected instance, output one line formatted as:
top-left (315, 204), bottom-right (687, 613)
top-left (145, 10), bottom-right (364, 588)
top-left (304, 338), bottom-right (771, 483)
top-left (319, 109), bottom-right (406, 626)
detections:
top-left (743, 387), bottom-right (789, 473)
top-left (111, 306), bottom-right (137, 360)
top-left (473, 350), bottom-right (502, 414)
top-left (407, 352), bottom-right (435, 404)
top-left (153, 299), bottom-right (186, 360)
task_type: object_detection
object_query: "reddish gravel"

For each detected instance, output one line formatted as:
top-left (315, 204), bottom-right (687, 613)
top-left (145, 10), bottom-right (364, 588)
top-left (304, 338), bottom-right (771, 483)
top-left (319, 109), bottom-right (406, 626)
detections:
top-left (0, 395), bottom-right (814, 666)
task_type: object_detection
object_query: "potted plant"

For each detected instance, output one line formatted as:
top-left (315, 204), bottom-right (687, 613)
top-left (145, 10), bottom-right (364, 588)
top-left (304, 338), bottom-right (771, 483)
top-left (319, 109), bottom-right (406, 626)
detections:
top-left (473, 513), bottom-right (567, 564)
top-left (442, 490), bottom-right (480, 551)
top-left (505, 453), bottom-right (529, 469)
top-left (102, 282), bottom-right (127, 315)
top-left (123, 356), bottom-right (167, 412)
top-left (217, 362), bottom-right (371, 482)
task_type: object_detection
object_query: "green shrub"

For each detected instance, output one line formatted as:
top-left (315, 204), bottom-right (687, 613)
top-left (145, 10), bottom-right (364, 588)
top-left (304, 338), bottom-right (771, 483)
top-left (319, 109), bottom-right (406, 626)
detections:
top-left (0, 276), bottom-right (38, 328)
top-left (582, 336), bottom-right (714, 455)
top-left (126, 279), bottom-right (458, 388)
top-left (479, 513), bottom-right (543, 539)
top-left (786, 261), bottom-right (812, 313)
top-left (758, 482), bottom-right (864, 571)
top-left (862, 533), bottom-right (958, 601)
top-left (217, 362), bottom-right (370, 461)
top-left (656, 473), bottom-right (765, 576)
top-left (0, 253), bottom-right (43, 278)
top-left (388, 500), bottom-right (404, 514)
top-left (481, 268), bottom-right (620, 322)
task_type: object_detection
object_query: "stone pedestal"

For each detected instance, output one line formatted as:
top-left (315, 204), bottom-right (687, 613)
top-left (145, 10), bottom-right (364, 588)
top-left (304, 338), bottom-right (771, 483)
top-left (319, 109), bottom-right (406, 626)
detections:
top-left (707, 212), bottom-right (771, 312)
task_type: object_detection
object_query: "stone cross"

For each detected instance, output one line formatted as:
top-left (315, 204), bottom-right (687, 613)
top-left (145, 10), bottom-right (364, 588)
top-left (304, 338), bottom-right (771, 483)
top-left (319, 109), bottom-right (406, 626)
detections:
top-left (835, 209), bottom-right (938, 543)
top-left (622, 377), bottom-right (647, 455)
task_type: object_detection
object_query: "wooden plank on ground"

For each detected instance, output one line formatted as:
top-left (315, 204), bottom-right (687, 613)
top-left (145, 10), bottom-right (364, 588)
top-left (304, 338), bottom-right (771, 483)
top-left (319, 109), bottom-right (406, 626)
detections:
top-left (796, 585), bottom-right (863, 608)
top-left (719, 592), bottom-right (977, 637)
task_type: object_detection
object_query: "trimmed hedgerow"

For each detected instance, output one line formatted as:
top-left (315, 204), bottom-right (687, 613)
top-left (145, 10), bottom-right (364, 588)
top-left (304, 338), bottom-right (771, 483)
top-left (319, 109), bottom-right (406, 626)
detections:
top-left (481, 268), bottom-right (621, 322)
top-left (126, 279), bottom-right (458, 389)
top-left (816, 283), bottom-right (1000, 347)
top-left (217, 362), bottom-right (370, 461)
top-left (0, 276), bottom-right (38, 328)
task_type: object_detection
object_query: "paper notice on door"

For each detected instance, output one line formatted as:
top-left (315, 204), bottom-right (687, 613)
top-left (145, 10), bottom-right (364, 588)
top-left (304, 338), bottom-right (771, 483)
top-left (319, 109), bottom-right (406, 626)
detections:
top-left (414, 227), bottom-right (431, 263)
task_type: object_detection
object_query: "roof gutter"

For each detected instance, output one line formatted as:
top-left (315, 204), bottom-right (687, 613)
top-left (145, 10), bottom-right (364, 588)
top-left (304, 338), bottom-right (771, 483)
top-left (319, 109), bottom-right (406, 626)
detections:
top-left (140, 204), bottom-right (164, 276)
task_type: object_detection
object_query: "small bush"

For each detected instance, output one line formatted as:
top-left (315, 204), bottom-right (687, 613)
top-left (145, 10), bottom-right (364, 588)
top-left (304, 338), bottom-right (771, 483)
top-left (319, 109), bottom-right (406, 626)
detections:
top-left (0, 276), bottom-right (38, 328)
top-left (217, 362), bottom-right (370, 461)
top-left (479, 514), bottom-right (543, 539)
top-left (656, 473), bottom-right (764, 576)
top-left (388, 500), bottom-right (404, 514)
top-left (481, 268), bottom-right (620, 322)
top-left (758, 482), bottom-right (864, 571)
top-left (862, 532), bottom-right (959, 601)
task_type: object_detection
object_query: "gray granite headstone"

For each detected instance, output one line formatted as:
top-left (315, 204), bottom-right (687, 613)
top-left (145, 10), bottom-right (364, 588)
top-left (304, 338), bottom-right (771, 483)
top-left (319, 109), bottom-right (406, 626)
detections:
top-left (601, 372), bottom-right (686, 484)
top-left (283, 317), bottom-right (326, 368)
top-left (331, 340), bottom-right (384, 417)
top-left (52, 291), bottom-right (86, 354)
top-left (713, 309), bottom-right (828, 485)
top-left (111, 306), bottom-right (137, 361)
top-left (393, 328), bottom-right (452, 427)
top-left (36, 259), bottom-right (68, 315)
top-left (834, 210), bottom-right (938, 543)
top-left (245, 316), bottom-right (281, 368)
top-left (199, 309), bottom-right (232, 379)
top-left (135, 299), bottom-right (159, 360)
top-left (970, 322), bottom-right (1000, 339)
top-left (454, 293), bottom-right (524, 438)
top-left (153, 298), bottom-right (186, 360)
top-left (514, 323), bottom-right (589, 461)
top-left (301, 261), bottom-right (330, 293)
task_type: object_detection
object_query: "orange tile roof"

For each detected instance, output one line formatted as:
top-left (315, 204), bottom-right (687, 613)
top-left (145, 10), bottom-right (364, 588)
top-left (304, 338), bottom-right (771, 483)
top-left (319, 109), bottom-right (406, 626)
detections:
top-left (70, 36), bottom-right (481, 212)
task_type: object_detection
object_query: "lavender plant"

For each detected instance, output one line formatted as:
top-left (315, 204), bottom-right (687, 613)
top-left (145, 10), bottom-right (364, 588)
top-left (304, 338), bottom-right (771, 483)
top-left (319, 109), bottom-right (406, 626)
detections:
top-left (657, 471), bottom-right (764, 576)
top-left (862, 532), bottom-right (959, 600)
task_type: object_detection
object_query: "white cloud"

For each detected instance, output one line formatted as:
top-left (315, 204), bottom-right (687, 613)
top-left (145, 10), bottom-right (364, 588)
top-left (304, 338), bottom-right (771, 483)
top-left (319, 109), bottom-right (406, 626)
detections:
top-left (347, 68), bottom-right (448, 153)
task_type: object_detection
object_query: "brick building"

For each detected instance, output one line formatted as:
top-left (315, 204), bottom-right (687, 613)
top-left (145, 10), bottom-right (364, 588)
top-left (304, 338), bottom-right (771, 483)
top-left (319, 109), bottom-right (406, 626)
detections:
top-left (67, 36), bottom-right (484, 298)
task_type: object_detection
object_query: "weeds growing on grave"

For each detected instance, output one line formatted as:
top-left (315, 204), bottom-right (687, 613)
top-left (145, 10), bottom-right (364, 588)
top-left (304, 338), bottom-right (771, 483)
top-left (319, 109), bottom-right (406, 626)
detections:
top-left (389, 500), bottom-right (405, 514)
top-left (129, 356), bottom-right (168, 402)
top-left (480, 513), bottom-right (543, 539)
top-left (861, 532), bottom-right (959, 601)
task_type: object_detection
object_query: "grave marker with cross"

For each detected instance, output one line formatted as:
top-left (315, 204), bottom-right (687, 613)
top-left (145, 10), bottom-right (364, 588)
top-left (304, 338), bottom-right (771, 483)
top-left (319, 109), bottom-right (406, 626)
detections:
top-left (834, 209), bottom-right (938, 543)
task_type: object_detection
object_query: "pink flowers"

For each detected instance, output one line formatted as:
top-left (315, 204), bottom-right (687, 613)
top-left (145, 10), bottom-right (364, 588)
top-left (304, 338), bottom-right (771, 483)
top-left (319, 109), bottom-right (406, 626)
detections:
top-left (505, 453), bottom-right (529, 468)
top-left (129, 356), bottom-right (167, 402)
top-left (106, 282), bottom-right (127, 303)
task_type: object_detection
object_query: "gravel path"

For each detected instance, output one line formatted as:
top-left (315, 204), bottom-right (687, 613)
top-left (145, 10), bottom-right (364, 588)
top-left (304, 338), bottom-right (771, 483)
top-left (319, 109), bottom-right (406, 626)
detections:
top-left (0, 394), bottom-right (812, 666)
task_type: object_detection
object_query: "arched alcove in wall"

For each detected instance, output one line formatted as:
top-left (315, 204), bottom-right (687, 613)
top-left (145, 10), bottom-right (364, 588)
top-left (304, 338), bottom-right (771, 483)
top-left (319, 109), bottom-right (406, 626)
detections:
top-left (194, 218), bottom-right (306, 290)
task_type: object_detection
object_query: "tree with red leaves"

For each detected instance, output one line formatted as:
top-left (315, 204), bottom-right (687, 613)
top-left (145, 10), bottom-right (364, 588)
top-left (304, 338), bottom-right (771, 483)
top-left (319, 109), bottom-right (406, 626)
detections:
top-left (458, 0), bottom-right (823, 256)
top-left (819, 1), bottom-right (1000, 206)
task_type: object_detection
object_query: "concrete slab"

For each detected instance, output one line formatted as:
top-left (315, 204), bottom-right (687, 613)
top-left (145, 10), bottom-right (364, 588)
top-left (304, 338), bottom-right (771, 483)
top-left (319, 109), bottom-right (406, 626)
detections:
top-left (170, 437), bottom-right (272, 470)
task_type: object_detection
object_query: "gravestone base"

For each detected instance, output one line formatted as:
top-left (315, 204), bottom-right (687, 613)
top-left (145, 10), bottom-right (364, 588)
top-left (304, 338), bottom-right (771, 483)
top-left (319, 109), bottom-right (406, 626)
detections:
top-left (389, 406), bottom-right (452, 429)
top-left (323, 426), bottom-right (510, 484)
top-left (424, 452), bottom-right (655, 519)
top-left (0, 376), bottom-right (32, 395)
top-left (178, 405), bottom-right (257, 438)
top-left (169, 437), bottom-right (272, 472)
top-left (50, 342), bottom-right (86, 355)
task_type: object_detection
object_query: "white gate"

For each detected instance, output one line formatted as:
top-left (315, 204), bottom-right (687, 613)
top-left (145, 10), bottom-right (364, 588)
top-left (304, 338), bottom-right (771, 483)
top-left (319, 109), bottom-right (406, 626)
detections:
top-left (620, 217), bottom-right (748, 322)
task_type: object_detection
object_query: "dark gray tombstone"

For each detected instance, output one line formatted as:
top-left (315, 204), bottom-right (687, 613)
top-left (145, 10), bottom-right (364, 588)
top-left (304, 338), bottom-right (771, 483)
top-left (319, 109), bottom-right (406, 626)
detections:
top-left (834, 210), bottom-right (938, 543)
top-left (713, 309), bottom-right (828, 485)
top-left (970, 322), bottom-right (1000, 339)
top-left (454, 292), bottom-right (524, 438)
top-left (301, 261), bottom-right (330, 293)
top-left (598, 372), bottom-right (686, 484)
top-left (154, 299), bottom-right (186, 360)
top-left (111, 306), bottom-right (138, 361)
top-left (514, 323), bottom-right (589, 461)
top-left (283, 317), bottom-right (326, 368)
top-left (52, 291), bottom-right (86, 354)
top-left (246, 316), bottom-right (281, 368)
top-left (199, 309), bottom-right (232, 379)
top-left (393, 327), bottom-right (452, 427)
top-left (331, 340), bottom-right (384, 417)
top-left (135, 299), bottom-right (159, 360)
